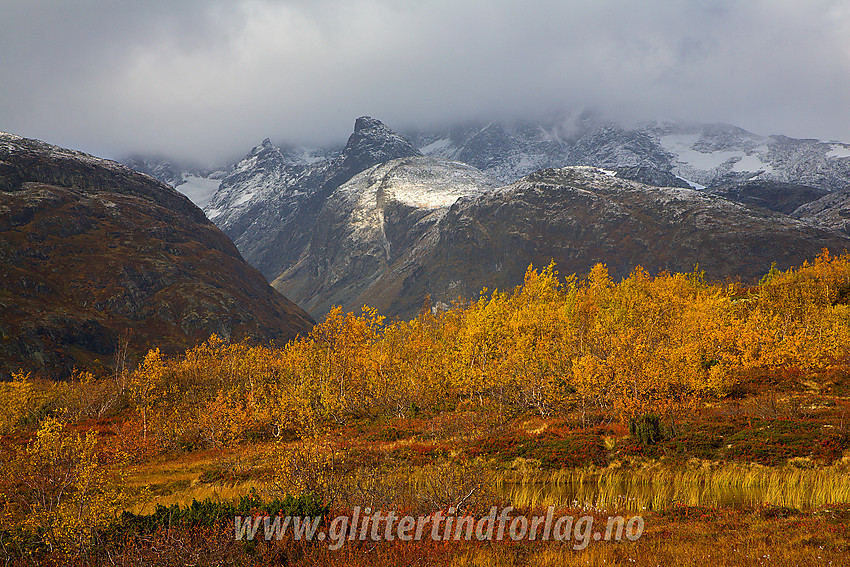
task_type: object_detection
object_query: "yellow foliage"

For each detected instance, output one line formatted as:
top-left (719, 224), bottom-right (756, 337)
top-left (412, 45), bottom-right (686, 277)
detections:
top-left (0, 372), bottom-right (64, 434)
top-left (0, 372), bottom-right (38, 434)
top-left (120, 252), bottom-right (850, 442)
top-left (269, 436), bottom-right (345, 505)
top-left (2, 417), bottom-right (130, 555)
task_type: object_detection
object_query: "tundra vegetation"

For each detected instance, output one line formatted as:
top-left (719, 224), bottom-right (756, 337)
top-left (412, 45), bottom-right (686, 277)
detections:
top-left (1, 250), bottom-right (849, 565)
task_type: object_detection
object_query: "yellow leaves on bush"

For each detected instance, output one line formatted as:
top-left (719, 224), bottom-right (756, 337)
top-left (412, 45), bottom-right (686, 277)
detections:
top-left (269, 436), bottom-right (345, 505)
top-left (126, 338), bottom-right (285, 449)
top-left (0, 372), bottom-right (64, 434)
top-left (2, 417), bottom-right (130, 555)
top-left (738, 250), bottom-right (850, 372)
top-left (0, 372), bottom-right (38, 435)
top-left (198, 389), bottom-right (258, 449)
top-left (128, 347), bottom-right (167, 442)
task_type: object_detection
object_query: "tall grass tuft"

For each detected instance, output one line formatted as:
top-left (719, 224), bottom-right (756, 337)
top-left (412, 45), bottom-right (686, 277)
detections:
top-left (499, 461), bottom-right (850, 510)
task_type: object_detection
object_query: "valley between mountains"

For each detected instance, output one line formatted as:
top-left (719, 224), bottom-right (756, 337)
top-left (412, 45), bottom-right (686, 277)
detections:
top-left (5, 114), bottom-right (850, 375)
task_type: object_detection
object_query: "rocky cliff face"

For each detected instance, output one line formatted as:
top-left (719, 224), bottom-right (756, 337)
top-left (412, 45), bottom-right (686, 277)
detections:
top-left (0, 132), bottom-right (313, 379)
top-left (204, 117), bottom-right (422, 282)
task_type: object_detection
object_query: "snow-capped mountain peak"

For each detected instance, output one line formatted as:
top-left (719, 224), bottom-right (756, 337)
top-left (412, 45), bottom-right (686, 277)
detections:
top-left (199, 117), bottom-right (426, 281)
top-left (339, 116), bottom-right (421, 172)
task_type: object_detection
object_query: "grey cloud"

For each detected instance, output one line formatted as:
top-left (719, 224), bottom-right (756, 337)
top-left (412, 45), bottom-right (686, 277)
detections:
top-left (1, 0), bottom-right (848, 164)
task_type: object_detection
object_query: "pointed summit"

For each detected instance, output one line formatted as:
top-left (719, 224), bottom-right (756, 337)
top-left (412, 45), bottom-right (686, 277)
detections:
top-left (248, 137), bottom-right (279, 157)
top-left (353, 116), bottom-right (386, 132)
top-left (340, 116), bottom-right (421, 173)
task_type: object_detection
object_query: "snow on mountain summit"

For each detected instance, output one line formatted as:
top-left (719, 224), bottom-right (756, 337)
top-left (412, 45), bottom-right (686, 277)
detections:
top-left (272, 156), bottom-right (499, 316)
top-left (407, 119), bottom-right (850, 193)
top-left (340, 156), bottom-right (497, 211)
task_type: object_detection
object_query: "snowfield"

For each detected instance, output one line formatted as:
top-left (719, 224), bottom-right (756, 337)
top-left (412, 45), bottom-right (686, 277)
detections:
top-left (827, 144), bottom-right (850, 159)
top-left (175, 174), bottom-right (221, 208)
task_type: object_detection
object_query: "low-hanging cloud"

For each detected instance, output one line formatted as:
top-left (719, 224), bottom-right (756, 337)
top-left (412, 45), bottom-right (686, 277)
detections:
top-left (1, 0), bottom-right (849, 164)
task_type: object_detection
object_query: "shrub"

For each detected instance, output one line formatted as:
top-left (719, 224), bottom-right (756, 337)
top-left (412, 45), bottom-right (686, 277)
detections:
top-left (1, 417), bottom-right (130, 556)
top-left (629, 414), bottom-right (663, 445)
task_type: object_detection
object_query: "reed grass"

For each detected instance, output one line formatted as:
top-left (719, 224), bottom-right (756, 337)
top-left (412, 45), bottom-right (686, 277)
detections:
top-left (129, 440), bottom-right (850, 515)
top-left (498, 460), bottom-right (850, 511)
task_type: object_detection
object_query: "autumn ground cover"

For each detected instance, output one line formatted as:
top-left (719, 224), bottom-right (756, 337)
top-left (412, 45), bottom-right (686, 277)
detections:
top-left (2, 252), bottom-right (850, 565)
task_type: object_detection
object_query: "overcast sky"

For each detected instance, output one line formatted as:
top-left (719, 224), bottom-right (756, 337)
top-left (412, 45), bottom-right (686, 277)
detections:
top-left (1, 0), bottom-right (849, 165)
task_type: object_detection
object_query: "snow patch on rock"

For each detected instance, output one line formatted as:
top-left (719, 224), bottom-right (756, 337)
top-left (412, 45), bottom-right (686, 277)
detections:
top-left (827, 144), bottom-right (850, 159)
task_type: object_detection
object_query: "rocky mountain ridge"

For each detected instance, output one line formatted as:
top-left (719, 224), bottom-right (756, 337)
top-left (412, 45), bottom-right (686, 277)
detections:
top-left (273, 164), bottom-right (850, 319)
top-left (271, 156), bottom-right (499, 315)
top-left (407, 117), bottom-right (850, 194)
top-left (410, 167), bottom-right (850, 315)
top-left (133, 115), bottom-right (850, 220)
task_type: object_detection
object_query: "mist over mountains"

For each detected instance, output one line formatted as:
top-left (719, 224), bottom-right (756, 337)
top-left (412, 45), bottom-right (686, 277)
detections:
top-left (121, 114), bottom-right (850, 320)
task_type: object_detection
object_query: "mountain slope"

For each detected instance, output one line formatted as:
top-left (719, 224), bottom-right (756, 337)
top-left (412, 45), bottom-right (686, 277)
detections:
top-left (204, 117), bottom-right (421, 282)
top-left (407, 168), bottom-right (850, 313)
top-left (706, 180), bottom-right (829, 215)
top-left (0, 132), bottom-right (313, 379)
top-left (792, 190), bottom-right (850, 234)
top-left (271, 156), bottom-right (499, 316)
top-left (119, 155), bottom-right (229, 208)
top-left (275, 165), bottom-right (850, 319)
top-left (137, 115), bottom-right (850, 321)
top-left (408, 117), bottom-right (850, 194)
